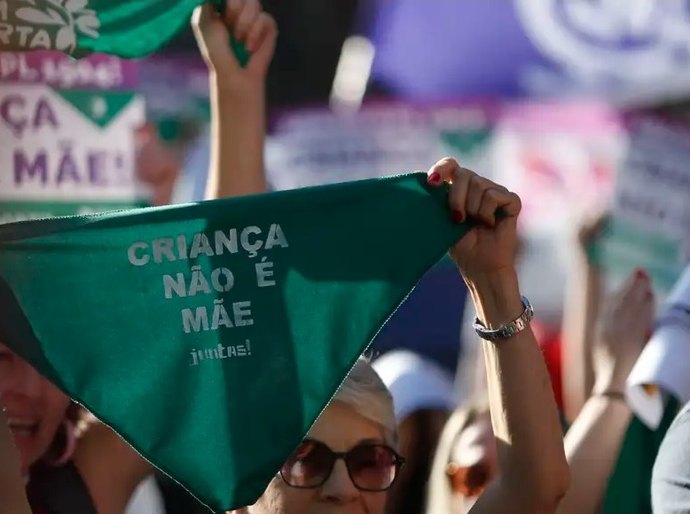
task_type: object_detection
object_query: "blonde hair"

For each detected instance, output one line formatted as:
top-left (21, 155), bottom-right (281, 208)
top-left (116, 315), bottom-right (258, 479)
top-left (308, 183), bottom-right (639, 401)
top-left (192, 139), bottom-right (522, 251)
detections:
top-left (333, 357), bottom-right (398, 447)
top-left (425, 402), bottom-right (489, 514)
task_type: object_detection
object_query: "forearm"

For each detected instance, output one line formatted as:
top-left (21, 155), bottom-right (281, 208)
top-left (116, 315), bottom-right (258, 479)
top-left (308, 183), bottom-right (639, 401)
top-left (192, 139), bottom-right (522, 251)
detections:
top-left (0, 412), bottom-right (31, 514)
top-left (562, 254), bottom-right (601, 421)
top-left (76, 422), bottom-right (153, 514)
top-left (469, 270), bottom-right (569, 511)
top-left (557, 396), bottom-right (631, 514)
top-left (205, 76), bottom-right (267, 200)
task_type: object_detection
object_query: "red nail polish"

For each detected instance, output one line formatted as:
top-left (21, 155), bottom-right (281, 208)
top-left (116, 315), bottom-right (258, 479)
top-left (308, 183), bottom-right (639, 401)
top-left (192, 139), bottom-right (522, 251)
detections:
top-left (645, 329), bottom-right (653, 340)
top-left (428, 172), bottom-right (441, 185)
top-left (635, 268), bottom-right (648, 281)
top-left (452, 210), bottom-right (465, 223)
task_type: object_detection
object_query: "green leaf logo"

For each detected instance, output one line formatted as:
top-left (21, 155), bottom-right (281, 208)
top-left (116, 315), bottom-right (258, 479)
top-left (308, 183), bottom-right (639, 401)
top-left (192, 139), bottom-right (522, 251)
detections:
top-left (13, 0), bottom-right (100, 53)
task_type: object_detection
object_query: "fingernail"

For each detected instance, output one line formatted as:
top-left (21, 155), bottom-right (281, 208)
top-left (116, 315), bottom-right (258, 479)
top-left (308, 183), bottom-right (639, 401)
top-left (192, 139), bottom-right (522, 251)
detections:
top-left (635, 268), bottom-right (648, 281)
top-left (645, 329), bottom-right (653, 340)
top-left (452, 210), bottom-right (465, 223)
top-left (428, 172), bottom-right (441, 185)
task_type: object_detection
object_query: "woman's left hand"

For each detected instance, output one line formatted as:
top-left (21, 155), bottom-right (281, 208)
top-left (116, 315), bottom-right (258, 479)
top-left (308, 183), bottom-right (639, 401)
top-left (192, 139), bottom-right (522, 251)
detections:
top-left (193, 0), bottom-right (277, 88)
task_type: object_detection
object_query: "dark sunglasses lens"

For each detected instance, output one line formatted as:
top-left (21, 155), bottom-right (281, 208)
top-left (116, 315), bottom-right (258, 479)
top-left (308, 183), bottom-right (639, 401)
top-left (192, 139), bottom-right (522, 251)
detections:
top-left (347, 445), bottom-right (399, 491)
top-left (281, 441), bottom-right (333, 488)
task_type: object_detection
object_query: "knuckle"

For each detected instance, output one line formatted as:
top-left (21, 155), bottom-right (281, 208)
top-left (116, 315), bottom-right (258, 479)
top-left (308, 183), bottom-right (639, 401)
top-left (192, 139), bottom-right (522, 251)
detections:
top-left (482, 196), bottom-right (498, 212)
top-left (439, 157), bottom-right (459, 167)
top-left (469, 173), bottom-right (483, 188)
top-left (486, 188), bottom-right (501, 201)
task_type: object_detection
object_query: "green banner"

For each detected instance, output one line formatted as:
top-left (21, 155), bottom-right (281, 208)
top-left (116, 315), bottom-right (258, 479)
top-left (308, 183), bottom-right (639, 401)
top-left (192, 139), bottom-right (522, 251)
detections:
top-left (0, 173), bottom-right (467, 511)
top-left (0, 0), bottom-right (249, 60)
top-left (0, 200), bottom-right (147, 224)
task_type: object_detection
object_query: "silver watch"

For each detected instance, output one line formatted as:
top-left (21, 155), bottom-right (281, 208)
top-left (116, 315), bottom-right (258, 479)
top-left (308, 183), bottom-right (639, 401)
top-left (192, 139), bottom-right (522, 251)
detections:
top-left (473, 296), bottom-right (534, 342)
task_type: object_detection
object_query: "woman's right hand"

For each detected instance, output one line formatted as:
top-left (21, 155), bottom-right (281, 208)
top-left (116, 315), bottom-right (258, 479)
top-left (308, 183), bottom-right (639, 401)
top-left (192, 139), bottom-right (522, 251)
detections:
top-left (426, 158), bottom-right (521, 285)
top-left (592, 269), bottom-right (654, 395)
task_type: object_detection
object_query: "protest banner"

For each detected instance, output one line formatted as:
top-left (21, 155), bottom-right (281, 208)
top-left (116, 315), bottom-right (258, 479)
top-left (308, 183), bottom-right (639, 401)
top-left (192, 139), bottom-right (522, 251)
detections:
top-left (0, 51), bottom-right (146, 224)
top-left (592, 114), bottom-right (690, 296)
top-left (368, 1), bottom-right (690, 104)
top-left (491, 102), bottom-right (621, 234)
top-left (0, 173), bottom-right (468, 511)
top-left (0, 0), bottom-right (248, 60)
top-left (266, 102), bottom-right (495, 190)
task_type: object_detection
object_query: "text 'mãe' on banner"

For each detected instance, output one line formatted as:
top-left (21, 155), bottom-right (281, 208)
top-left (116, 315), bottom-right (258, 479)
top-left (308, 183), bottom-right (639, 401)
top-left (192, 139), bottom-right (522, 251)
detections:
top-left (0, 51), bottom-right (147, 224)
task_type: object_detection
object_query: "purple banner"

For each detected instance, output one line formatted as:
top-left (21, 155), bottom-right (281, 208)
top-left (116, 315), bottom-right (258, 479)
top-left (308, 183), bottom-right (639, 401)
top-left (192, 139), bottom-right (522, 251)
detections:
top-left (0, 51), bottom-right (138, 90)
top-left (368, 0), bottom-right (690, 104)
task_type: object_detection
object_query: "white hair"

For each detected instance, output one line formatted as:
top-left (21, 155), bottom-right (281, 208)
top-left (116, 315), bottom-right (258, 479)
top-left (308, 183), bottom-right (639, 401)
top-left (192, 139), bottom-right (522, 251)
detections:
top-left (333, 357), bottom-right (398, 447)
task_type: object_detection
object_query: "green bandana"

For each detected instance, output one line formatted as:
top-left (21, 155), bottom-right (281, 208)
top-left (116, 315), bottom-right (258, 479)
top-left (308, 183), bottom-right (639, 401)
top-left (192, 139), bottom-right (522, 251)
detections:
top-left (0, 0), bottom-right (248, 61)
top-left (0, 173), bottom-right (467, 512)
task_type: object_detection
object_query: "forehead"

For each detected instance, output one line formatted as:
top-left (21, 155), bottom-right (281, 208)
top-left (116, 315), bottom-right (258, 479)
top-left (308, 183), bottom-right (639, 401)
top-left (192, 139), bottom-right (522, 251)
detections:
top-left (308, 401), bottom-right (384, 451)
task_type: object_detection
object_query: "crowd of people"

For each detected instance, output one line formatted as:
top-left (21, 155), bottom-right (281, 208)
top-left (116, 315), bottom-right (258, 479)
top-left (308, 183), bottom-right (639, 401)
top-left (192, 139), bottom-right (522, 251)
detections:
top-left (2, 1), bottom-right (690, 513)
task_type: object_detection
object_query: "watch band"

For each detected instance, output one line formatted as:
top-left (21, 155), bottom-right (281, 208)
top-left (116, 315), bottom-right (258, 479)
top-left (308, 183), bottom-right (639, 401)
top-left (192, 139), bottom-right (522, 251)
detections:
top-left (473, 296), bottom-right (534, 342)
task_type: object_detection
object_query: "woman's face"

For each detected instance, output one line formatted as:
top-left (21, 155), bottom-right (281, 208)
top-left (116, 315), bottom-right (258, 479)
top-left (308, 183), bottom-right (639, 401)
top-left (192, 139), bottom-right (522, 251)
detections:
top-left (448, 413), bottom-right (498, 514)
top-left (246, 402), bottom-right (391, 514)
top-left (0, 343), bottom-right (70, 473)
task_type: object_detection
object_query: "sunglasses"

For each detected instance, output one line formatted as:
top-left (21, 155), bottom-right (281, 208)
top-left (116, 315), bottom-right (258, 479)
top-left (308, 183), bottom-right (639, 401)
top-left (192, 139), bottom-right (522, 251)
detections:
top-left (280, 439), bottom-right (405, 492)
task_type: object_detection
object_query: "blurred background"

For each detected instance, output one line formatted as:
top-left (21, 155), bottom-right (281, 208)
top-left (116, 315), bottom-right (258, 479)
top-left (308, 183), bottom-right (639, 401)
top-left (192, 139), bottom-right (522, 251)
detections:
top-left (4, 2), bottom-right (690, 513)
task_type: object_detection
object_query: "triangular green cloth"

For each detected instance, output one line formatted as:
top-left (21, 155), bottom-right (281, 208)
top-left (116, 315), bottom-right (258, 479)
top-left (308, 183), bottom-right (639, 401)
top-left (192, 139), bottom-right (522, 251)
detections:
top-left (602, 396), bottom-right (680, 514)
top-left (1, 0), bottom-right (248, 60)
top-left (0, 173), bottom-right (467, 512)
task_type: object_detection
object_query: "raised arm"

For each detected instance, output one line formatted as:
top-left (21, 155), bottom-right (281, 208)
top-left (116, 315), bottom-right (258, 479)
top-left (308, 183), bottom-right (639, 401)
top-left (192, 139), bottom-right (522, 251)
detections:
top-left (561, 214), bottom-right (605, 421)
top-left (427, 159), bottom-right (570, 514)
top-left (557, 269), bottom-right (653, 514)
top-left (192, 0), bottom-right (277, 200)
top-left (0, 410), bottom-right (31, 514)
